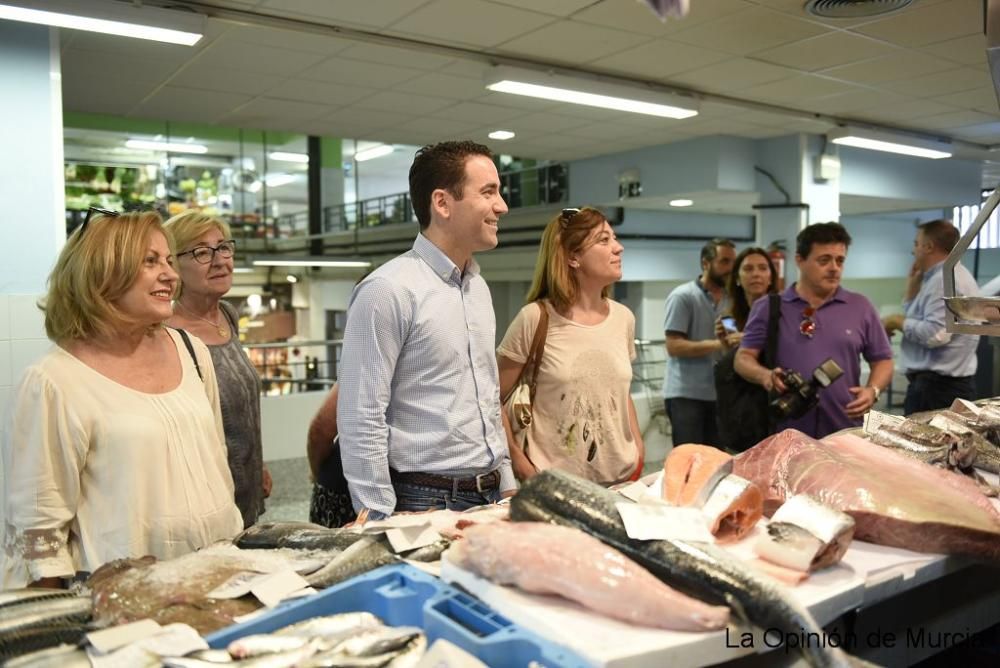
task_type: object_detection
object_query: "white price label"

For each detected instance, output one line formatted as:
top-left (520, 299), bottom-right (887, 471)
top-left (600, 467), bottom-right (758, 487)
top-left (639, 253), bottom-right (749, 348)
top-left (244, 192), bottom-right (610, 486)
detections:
top-left (616, 502), bottom-right (714, 542)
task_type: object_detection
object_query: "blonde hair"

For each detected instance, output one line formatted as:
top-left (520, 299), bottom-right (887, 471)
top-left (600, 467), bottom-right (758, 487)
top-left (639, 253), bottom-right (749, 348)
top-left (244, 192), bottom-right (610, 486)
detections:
top-left (43, 211), bottom-right (170, 341)
top-left (163, 210), bottom-right (232, 298)
top-left (525, 207), bottom-right (610, 311)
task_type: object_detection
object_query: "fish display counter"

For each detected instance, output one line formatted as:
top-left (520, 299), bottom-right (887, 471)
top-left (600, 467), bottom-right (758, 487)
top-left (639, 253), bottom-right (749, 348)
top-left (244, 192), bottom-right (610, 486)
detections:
top-left (440, 473), bottom-right (1000, 667)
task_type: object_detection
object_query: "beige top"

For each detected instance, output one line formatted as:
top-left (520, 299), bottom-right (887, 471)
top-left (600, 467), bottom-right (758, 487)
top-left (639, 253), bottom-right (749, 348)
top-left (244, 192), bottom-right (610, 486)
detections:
top-left (1, 328), bottom-right (243, 587)
top-left (498, 299), bottom-right (637, 485)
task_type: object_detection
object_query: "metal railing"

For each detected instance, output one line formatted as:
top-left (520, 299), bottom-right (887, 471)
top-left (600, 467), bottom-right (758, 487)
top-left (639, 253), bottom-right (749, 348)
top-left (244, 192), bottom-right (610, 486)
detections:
top-left (268, 162), bottom-right (568, 239)
top-left (246, 335), bottom-right (666, 401)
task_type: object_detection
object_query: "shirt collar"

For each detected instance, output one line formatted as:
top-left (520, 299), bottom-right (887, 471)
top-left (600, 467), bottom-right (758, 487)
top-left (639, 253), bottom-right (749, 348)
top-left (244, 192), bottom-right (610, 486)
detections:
top-left (923, 260), bottom-right (944, 282)
top-left (784, 283), bottom-right (848, 305)
top-left (412, 233), bottom-right (479, 284)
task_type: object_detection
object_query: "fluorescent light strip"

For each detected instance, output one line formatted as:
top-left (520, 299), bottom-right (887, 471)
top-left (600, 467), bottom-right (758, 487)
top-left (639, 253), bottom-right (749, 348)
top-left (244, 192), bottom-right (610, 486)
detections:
top-left (268, 151), bottom-right (309, 163)
top-left (355, 145), bottom-right (394, 162)
top-left (264, 173), bottom-right (296, 188)
top-left (253, 259), bottom-right (372, 268)
top-left (489, 130), bottom-right (516, 140)
top-left (125, 139), bottom-right (207, 154)
top-left (669, 199), bottom-right (694, 207)
top-left (830, 136), bottom-right (951, 160)
top-left (0, 4), bottom-right (203, 45)
top-left (487, 80), bottom-right (697, 119)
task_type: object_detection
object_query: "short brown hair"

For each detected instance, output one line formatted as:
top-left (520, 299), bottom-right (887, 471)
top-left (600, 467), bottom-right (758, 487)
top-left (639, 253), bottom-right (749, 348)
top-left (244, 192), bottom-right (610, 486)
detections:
top-left (409, 141), bottom-right (494, 230)
top-left (164, 210), bottom-right (231, 297)
top-left (526, 207), bottom-right (611, 311)
top-left (918, 219), bottom-right (960, 253)
top-left (43, 211), bottom-right (171, 341)
top-left (796, 222), bottom-right (852, 259)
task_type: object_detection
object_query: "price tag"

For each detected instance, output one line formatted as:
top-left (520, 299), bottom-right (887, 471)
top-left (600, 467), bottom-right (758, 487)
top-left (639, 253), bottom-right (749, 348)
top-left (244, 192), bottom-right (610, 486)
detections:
top-left (87, 619), bottom-right (162, 654)
top-left (616, 503), bottom-right (714, 542)
top-left (207, 571), bottom-right (263, 599)
top-left (385, 524), bottom-right (439, 553)
top-left (863, 410), bottom-right (904, 434)
top-left (250, 570), bottom-right (312, 608)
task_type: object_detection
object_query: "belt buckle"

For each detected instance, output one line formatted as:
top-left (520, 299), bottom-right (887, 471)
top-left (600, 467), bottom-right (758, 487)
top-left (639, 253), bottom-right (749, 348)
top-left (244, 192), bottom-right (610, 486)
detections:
top-left (475, 471), bottom-right (491, 493)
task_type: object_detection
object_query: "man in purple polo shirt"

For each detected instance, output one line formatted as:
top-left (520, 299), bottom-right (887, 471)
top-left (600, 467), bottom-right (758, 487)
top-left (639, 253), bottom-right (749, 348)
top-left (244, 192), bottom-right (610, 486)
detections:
top-left (734, 223), bottom-right (894, 439)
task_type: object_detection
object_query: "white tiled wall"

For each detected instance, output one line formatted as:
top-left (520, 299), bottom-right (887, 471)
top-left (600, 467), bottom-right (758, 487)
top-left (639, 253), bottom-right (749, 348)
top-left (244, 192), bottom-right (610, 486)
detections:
top-left (0, 294), bottom-right (49, 420)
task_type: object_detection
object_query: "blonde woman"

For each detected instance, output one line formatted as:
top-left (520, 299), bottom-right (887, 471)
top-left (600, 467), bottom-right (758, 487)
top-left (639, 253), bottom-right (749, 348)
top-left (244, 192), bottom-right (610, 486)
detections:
top-left (165, 211), bottom-right (270, 527)
top-left (1, 209), bottom-right (242, 588)
top-left (497, 207), bottom-right (644, 485)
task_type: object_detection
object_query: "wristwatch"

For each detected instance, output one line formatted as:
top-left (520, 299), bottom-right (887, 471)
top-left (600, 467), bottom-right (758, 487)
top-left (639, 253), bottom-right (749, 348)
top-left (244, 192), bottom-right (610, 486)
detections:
top-left (868, 385), bottom-right (881, 401)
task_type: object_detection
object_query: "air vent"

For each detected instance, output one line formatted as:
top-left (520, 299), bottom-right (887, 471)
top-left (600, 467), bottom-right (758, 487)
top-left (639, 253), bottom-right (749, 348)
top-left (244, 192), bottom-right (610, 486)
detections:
top-left (805, 0), bottom-right (913, 19)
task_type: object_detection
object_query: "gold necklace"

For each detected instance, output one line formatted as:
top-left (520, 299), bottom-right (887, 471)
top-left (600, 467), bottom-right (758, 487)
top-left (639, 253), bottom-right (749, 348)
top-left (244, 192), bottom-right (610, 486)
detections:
top-left (177, 301), bottom-right (227, 337)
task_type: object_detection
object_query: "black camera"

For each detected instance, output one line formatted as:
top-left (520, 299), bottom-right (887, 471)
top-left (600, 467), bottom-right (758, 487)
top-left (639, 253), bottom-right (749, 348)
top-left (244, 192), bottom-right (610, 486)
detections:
top-left (770, 358), bottom-right (844, 420)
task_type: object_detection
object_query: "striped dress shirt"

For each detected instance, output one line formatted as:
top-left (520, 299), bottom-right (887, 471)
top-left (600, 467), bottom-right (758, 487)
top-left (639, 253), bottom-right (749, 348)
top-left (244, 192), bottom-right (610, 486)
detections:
top-left (337, 234), bottom-right (514, 517)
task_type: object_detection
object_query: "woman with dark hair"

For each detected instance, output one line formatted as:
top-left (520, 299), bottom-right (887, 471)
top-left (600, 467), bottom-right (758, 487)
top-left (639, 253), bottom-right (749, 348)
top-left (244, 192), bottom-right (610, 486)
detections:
top-left (497, 207), bottom-right (643, 485)
top-left (714, 247), bottom-right (779, 453)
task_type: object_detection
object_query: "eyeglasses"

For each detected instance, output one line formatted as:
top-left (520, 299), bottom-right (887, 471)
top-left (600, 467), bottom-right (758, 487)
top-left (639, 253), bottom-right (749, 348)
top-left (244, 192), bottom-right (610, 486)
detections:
top-left (559, 207), bottom-right (581, 227)
top-left (80, 206), bottom-right (119, 234)
top-left (177, 240), bottom-right (237, 264)
top-left (800, 306), bottom-right (817, 338)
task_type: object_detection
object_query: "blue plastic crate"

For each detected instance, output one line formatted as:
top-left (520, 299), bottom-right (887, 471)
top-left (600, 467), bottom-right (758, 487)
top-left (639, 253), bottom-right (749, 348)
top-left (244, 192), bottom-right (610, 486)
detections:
top-left (204, 563), bottom-right (592, 667)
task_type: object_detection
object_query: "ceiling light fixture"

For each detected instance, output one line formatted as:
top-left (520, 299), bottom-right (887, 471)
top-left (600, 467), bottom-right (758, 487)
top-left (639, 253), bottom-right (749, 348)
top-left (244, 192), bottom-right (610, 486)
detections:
top-left (828, 127), bottom-right (952, 160)
top-left (488, 130), bottom-right (516, 140)
top-left (0, 0), bottom-right (205, 45)
top-left (354, 145), bottom-right (394, 162)
top-left (669, 199), bottom-right (694, 207)
top-left (485, 65), bottom-right (698, 120)
top-left (286, 274), bottom-right (298, 283)
top-left (125, 139), bottom-right (208, 154)
top-left (252, 258), bottom-right (372, 268)
top-left (268, 151), bottom-right (309, 163)
top-left (264, 173), bottom-right (296, 188)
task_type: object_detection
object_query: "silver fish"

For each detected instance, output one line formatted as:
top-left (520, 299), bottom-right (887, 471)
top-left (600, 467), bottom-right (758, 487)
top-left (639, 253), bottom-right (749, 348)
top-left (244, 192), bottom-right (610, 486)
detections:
top-left (755, 495), bottom-right (855, 572)
top-left (305, 537), bottom-right (399, 589)
top-left (3, 643), bottom-right (91, 668)
top-left (0, 595), bottom-right (91, 636)
top-left (228, 634), bottom-right (312, 659)
top-left (275, 612), bottom-right (384, 640)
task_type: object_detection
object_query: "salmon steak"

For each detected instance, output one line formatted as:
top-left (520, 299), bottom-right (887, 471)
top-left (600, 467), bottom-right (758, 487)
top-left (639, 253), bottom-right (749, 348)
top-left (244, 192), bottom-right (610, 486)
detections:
top-left (734, 430), bottom-right (1000, 560)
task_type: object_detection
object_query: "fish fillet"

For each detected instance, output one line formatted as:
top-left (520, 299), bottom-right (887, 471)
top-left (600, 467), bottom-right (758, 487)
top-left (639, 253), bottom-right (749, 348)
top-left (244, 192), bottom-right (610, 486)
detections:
top-left (734, 430), bottom-right (1000, 559)
top-left (447, 522), bottom-right (729, 632)
top-left (663, 444), bottom-right (734, 506)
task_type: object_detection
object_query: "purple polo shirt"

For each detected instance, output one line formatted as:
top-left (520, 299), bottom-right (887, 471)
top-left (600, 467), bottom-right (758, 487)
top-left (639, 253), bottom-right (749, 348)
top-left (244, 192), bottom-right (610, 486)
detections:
top-left (741, 285), bottom-right (893, 438)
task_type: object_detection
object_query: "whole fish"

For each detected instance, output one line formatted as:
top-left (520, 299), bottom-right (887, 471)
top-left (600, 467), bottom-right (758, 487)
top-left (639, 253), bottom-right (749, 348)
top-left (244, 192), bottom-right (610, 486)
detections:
top-left (3, 643), bottom-right (92, 668)
top-left (305, 537), bottom-right (399, 589)
top-left (275, 612), bottom-right (384, 640)
top-left (305, 629), bottom-right (426, 668)
top-left (909, 410), bottom-right (1000, 473)
top-left (0, 589), bottom-right (78, 610)
top-left (0, 622), bottom-right (89, 662)
top-left (511, 469), bottom-right (849, 668)
top-left (401, 539), bottom-right (450, 563)
top-left (867, 426), bottom-right (973, 469)
top-left (235, 523), bottom-right (368, 552)
top-left (0, 595), bottom-right (91, 636)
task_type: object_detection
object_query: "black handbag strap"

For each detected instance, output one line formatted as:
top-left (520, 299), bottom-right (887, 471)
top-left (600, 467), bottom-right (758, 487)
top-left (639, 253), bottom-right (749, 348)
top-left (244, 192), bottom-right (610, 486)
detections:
top-left (176, 328), bottom-right (204, 382)
top-left (763, 293), bottom-right (781, 369)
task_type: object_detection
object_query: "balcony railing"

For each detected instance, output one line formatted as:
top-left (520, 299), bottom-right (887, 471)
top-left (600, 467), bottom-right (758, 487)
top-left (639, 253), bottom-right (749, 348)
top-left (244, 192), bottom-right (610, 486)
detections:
top-left (270, 162), bottom-right (568, 239)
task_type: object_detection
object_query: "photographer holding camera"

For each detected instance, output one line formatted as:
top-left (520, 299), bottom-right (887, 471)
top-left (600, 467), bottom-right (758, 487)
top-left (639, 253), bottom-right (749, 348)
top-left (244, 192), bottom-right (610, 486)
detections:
top-left (734, 223), bottom-right (894, 439)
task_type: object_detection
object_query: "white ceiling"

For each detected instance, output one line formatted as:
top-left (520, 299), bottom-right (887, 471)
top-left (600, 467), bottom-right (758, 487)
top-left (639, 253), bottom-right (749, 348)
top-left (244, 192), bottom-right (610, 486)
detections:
top-left (54, 0), bottom-right (1000, 212)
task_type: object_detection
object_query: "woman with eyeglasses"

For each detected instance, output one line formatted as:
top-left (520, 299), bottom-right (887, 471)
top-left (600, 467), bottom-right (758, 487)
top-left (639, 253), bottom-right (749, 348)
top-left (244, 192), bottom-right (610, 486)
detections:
top-left (497, 207), bottom-right (644, 485)
top-left (1, 210), bottom-right (242, 588)
top-left (164, 211), bottom-right (270, 528)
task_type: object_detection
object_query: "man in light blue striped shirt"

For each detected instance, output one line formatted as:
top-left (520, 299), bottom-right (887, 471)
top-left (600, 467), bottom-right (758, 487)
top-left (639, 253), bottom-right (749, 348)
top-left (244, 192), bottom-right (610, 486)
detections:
top-left (337, 141), bottom-right (515, 519)
top-left (883, 220), bottom-right (980, 414)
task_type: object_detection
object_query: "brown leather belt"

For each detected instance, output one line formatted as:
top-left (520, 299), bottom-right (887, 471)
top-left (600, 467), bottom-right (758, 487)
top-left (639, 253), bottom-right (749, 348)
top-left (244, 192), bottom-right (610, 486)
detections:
top-left (390, 468), bottom-right (500, 493)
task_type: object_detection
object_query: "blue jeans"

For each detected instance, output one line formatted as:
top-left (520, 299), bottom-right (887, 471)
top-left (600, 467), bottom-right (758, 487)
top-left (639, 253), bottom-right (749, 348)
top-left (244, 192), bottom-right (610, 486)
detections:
top-left (393, 481), bottom-right (501, 513)
top-left (665, 397), bottom-right (719, 447)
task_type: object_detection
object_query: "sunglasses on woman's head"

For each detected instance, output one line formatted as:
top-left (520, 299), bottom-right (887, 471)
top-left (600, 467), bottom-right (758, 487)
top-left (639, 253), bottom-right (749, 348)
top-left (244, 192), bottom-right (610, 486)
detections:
top-left (559, 207), bottom-right (581, 227)
top-left (80, 206), bottom-right (119, 234)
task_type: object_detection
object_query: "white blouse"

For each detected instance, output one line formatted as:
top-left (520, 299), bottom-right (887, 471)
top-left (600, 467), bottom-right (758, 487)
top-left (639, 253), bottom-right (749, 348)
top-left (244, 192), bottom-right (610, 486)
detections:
top-left (1, 328), bottom-right (243, 587)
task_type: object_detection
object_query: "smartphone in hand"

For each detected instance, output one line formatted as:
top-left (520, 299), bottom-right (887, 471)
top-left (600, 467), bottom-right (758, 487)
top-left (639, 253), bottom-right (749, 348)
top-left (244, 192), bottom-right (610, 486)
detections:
top-left (721, 316), bottom-right (738, 333)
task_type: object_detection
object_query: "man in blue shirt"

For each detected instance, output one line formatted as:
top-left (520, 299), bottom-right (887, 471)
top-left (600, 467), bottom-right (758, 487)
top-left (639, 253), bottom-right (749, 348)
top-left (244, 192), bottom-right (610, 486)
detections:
top-left (662, 238), bottom-right (735, 446)
top-left (883, 219), bottom-right (980, 415)
top-left (337, 141), bottom-right (516, 519)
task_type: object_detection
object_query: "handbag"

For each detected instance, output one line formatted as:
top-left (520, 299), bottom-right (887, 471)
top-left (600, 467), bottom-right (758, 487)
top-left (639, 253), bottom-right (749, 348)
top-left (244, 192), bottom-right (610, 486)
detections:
top-left (503, 301), bottom-right (549, 442)
top-left (715, 294), bottom-right (780, 453)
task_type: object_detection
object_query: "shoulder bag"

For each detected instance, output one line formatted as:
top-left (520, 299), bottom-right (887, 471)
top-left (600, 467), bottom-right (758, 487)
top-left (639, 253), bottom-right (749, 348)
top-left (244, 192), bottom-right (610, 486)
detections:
top-left (502, 301), bottom-right (550, 442)
top-left (714, 293), bottom-right (780, 453)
